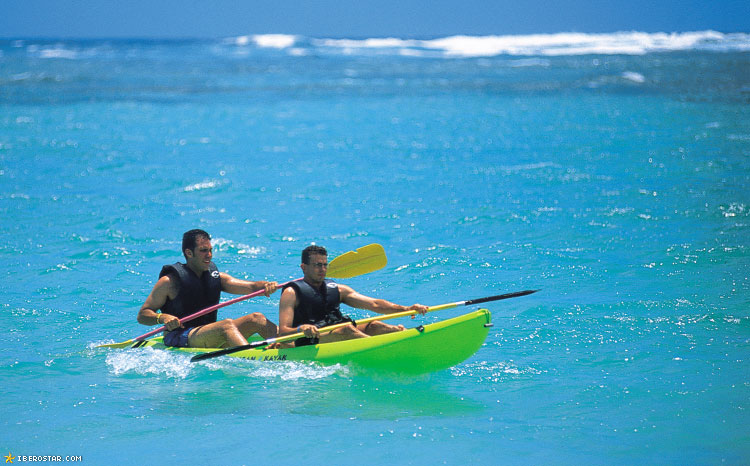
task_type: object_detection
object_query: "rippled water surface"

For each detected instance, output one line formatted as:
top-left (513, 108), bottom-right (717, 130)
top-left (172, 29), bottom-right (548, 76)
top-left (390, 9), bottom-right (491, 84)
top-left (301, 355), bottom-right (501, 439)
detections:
top-left (2, 36), bottom-right (749, 464)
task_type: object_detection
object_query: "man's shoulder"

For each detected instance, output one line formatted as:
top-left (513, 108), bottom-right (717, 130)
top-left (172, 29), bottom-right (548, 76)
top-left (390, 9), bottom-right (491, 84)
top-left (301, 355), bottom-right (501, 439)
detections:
top-left (336, 282), bottom-right (352, 292)
top-left (157, 273), bottom-right (180, 290)
top-left (281, 285), bottom-right (298, 296)
top-left (148, 273), bottom-right (179, 300)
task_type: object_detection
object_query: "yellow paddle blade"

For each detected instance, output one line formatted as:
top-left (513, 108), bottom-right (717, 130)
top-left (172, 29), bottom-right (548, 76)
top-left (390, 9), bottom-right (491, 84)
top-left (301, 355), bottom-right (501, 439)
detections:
top-left (95, 339), bottom-right (135, 349)
top-left (327, 243), bottom-right (387, 278)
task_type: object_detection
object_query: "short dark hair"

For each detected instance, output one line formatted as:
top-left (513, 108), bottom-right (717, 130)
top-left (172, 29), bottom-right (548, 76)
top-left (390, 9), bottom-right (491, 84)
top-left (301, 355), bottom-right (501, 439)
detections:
top-left (182, 229), bottom-right (211, 258)
top-left (302, 245), bottom-right (327, 264)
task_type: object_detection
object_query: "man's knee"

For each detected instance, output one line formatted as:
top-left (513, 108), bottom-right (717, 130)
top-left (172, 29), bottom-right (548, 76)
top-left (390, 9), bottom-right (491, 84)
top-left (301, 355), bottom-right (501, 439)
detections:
top-left (365, 320), bottom-right (387, 331)
top-left (250, 312), bottom-right (267, 322)
top-left (235, 313), bottom-right (275, 336)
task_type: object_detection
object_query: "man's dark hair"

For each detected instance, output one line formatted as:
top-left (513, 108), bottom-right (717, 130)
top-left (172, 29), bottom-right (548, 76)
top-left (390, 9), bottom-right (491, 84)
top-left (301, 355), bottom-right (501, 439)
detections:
top-left (182, 229), bottom-right (211, 258)
top-left (302, 245), bottom-right (327, 264)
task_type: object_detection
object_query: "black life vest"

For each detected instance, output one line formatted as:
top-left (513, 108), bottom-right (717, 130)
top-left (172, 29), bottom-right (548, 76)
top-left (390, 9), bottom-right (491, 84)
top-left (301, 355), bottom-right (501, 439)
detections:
top-left (159, 262), bottom-right (221, 328)
top-left (285, 278), bottom-right (345, 328)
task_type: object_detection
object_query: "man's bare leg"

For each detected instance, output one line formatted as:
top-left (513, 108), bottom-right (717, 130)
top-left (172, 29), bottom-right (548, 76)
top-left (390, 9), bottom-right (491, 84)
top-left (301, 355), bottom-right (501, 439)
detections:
top-left (359, 320), bottom-right (405, 336)
top-left (318, 323), bottom-right (369, 343)
top-left (234, 312), bottom-right (278, 340)
top-left (187, 319), bottom-right (248, 348)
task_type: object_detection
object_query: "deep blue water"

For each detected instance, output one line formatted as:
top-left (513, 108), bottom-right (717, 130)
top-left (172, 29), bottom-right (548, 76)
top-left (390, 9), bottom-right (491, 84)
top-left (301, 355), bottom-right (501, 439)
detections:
top-left (1, 34), bottom-right (749, 464)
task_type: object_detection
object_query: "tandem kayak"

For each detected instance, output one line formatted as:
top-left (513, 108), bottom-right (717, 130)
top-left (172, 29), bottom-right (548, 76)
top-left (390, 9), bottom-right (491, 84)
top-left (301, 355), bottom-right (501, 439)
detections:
top-left (133, 309), bottom-right (493, 374)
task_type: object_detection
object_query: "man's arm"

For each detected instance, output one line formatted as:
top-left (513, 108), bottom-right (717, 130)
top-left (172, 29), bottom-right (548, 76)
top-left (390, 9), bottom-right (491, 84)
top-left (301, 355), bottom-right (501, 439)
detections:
top-left (338, 284), bottom-right (428, 315)
top-left (278, 287), bottom-right (319, 338)
top-left (220, 272), bottom-right (278, 296)
top-left (137, 275), bottom-right (183, 330)
top-left (278, 287), bottom-right (299, 333)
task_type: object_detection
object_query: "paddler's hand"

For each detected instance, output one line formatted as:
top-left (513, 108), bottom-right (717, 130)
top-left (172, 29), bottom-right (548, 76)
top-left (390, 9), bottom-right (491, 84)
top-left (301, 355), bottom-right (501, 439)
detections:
top-left (160, 314), bottom-right (183, 331)
top-left (297, 324), bottom-right (319, 338)
top-left (261, 281), bottom-right (278, 297)
top-left (407, 304), bottom-right (429, 318)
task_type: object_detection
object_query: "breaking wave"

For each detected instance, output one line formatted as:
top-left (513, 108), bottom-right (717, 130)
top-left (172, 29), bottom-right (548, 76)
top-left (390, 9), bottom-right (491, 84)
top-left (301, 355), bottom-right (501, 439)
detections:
top-left (12, 31), bottom-right (749, 61)
top-left (236, 30), bottom-right (750, 57)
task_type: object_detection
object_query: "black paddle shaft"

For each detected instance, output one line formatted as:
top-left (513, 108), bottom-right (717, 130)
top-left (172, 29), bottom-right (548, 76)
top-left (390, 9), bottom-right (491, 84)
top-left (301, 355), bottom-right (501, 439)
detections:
top-left (190, 288), bottom-right (540, 363)
top-left (464, 289), bottom-right (539, 305)
top-left (191, 340), bottom-right (268, 362)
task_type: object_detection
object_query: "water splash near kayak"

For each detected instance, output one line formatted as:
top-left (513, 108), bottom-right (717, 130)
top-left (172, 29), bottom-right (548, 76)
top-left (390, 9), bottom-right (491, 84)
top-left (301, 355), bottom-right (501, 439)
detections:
top-left (198, 358), bottom-right (350, 380)
top-left (103, 346), bottom-right (349, 380)
top-left (105, 347), bottom-right (193, 379)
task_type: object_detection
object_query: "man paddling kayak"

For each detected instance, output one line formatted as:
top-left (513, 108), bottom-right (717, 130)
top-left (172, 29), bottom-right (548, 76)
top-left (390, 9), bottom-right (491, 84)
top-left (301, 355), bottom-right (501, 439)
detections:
top-left (137, 229), bottom-right (279, 348)
top-left (278, 245), bottom-right (427, 346)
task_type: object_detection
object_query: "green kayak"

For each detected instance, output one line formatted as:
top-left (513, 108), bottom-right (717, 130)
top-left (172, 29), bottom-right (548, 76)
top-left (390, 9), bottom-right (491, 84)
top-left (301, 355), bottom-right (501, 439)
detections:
top-left (135, 309), bottom-right (492, 374)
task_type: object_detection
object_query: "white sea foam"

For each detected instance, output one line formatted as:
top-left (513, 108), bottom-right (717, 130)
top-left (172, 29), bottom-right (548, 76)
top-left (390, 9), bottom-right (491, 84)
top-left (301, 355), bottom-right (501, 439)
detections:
top-left (30, 31), bottom-right (750, 61)
top-left (183, 179), bottom-right (224, 192)
top-left (239, 361), bottom-right (347, 380)
top-left (424, 31), bottom-right (748, 56)
top-left (622, 71), bottom-right (646, 83)
top-left (312, 31), bottom-right (750, 57)
top-left (38, 47), bottom-right (80, 59)
top-left (104, 347), bottom-right (345, 380)
top-left (33, 44), bottom-right (114, 60)
top-left (234, 34), bottom-right (298, 49)
top-left (192, 357), bottom-right (348, 379)
top-left (105, 347), bottom-right (193, 379)
top-left (313, 37), bottom-right (420, 49)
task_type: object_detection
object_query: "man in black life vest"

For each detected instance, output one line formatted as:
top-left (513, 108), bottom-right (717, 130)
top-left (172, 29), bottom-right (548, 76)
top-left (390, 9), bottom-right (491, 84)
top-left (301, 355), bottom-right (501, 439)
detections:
top-left (278, 245), bottom-right (428, 346)
top-left (137, 229), bottom-right (279, 348)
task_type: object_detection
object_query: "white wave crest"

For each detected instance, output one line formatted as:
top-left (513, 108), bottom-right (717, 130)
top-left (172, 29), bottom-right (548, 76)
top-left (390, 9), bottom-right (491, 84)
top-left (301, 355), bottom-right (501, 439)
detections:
top-left (313, 37), bottom-right (420, 49)
top-left (233, 34), bottom-right (298, 49)
top-left (426, 31), bottom-right (749, 56)
top-left (315, 30), bottom-right (750, 57)
top-left (38, 47), bottom-right (80, 59)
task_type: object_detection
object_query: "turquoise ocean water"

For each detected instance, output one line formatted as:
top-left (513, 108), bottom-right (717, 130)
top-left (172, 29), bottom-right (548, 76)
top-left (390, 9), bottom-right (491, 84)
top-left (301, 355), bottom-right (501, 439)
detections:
top-left (2, 32), bottom-right (749, 464)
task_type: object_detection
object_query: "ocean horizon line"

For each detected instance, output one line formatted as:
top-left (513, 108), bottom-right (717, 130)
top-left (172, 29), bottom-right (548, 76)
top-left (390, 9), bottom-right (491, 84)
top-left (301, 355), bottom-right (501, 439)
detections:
top-left (3, 30), bottom-right (749, 57)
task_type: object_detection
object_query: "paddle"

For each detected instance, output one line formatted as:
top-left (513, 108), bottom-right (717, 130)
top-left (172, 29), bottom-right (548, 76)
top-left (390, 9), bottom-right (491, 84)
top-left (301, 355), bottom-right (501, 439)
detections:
top-left (190, 289), bottom-right (539, 362)
top-left (97, 243), bottom-right (388, 349)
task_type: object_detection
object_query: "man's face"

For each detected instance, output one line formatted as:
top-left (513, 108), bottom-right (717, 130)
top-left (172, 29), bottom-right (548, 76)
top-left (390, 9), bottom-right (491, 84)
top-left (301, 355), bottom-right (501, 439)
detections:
top-left (302, 253), bottom-right (328, 283)
top-left (186, 236), bottom-right (213, 272)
